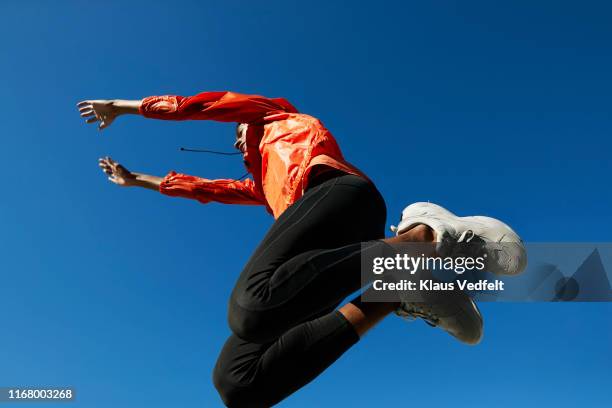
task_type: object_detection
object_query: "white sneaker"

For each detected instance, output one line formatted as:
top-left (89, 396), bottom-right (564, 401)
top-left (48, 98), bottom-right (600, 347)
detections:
top-left (397, 285), bottom-right (484, 345)
top-left (390, 202), bottom-right (527, 276)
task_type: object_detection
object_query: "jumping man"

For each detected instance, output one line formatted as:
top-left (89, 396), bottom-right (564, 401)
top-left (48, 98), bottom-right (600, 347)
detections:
top-left (77, 91), bottom-right (526, 407)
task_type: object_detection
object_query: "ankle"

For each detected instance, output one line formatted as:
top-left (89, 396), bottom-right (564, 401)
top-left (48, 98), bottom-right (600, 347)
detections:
top-left (339, 300), bottom-right (398, 337)
top-left (385, 224), bottom-right (435, 244)
top-left (408, 224), bottom-right (435, 242)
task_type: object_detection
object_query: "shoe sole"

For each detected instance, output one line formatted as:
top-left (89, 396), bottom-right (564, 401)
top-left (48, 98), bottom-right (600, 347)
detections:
top-left (400, 278), bottom-right (484, 345)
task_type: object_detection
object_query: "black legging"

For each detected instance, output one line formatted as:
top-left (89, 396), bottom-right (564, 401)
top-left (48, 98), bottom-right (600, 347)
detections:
top-left (213, 173), bottom-right (387, 407)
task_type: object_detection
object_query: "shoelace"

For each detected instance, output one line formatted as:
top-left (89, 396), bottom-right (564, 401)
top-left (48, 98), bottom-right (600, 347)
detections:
top-left (457, 229), bottom-right (476, 242)
top-left (453, 229), bottom-right (488, 260)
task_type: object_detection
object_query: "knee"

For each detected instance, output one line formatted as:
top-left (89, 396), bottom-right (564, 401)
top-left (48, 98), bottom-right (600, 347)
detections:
top-left (212, 367), bottom-right (238, 407)
top-left (213, 366), bottom-right (259, 408)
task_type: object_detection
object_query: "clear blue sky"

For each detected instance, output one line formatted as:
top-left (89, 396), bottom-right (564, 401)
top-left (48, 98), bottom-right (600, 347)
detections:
top-left (1, 1), bottom-right (611, 407)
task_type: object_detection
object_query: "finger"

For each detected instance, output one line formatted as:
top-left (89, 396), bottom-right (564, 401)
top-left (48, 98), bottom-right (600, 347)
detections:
top-left (78, 105), bottom-right (92, 112)
top-left (86, 117), bottom-right (99, 124)
top-left (77, 101), bottom-right (91, 107)
top-left (108, 176), bottom-right (118, 184)
top-left (80, 110), bottom-right (95, 117)
top-left (99, 163), bottom-right (112, 173)
top-left (99, 121), bottom-right (110, 130)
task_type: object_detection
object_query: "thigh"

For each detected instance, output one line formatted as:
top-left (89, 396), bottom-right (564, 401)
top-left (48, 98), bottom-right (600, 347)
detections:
top-left (233, 175), bottom-right (386, 303)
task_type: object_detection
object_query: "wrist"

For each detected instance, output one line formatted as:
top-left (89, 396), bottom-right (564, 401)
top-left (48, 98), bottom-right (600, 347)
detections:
top-left (132, 173), bottom-right (163, 191)
top-left (112, 99), bottom-right (142, 115)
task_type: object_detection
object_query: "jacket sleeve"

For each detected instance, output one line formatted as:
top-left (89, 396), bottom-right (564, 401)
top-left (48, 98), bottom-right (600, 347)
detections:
top-left (159, 171), bottom-right (264, 206)
top-left (139, 91), bottom-right (298, 123)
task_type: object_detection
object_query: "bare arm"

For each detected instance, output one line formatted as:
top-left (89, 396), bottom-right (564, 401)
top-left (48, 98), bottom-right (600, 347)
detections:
top-left (98, 156), bottom-right (162, 191)
top-left (78, 100), bottom-right (141, 130)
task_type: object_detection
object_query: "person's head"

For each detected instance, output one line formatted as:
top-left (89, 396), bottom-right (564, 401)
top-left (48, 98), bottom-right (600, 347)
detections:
top-left (234, 123), bottom-right (248, 153)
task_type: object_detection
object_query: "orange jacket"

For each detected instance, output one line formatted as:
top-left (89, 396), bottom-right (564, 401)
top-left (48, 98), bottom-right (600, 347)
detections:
top-left (139, 91), bottom-right (367, 218)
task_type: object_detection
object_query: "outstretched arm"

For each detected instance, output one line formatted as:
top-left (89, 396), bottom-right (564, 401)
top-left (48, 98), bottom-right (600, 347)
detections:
top-left (78, 91), bottom-right (298, 130)
top-left (138, 91), bottom-right (297, 122)
top-left (98, 157), bottom-right (264, 207)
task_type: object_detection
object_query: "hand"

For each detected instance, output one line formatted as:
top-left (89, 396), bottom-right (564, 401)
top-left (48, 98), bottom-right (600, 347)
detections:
top-left (98, 156), bottom-right (137, 186)
top-left (78, 100), bottom-right (120, 130)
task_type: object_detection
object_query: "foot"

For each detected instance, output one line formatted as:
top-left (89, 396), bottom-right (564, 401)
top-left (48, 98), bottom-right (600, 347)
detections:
top-left (396, 283), bottom-right (484, 345)
top-left (391, 202), bottom-right (527, 276)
